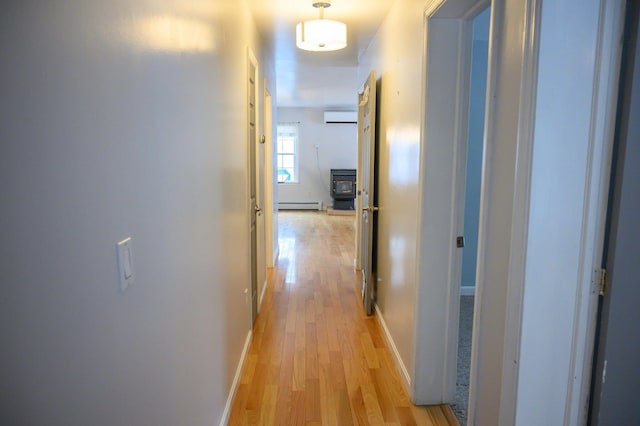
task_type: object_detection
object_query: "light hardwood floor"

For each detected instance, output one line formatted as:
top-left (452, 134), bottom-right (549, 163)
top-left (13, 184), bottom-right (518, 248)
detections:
top-left (228, 211), bottom-right (458, 425)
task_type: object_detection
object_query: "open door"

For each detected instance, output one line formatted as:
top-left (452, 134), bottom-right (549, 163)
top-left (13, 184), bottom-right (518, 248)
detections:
top-left (358, 71), bottom-right (378, 316)
top-left (247, 49), bottom-right (260, 326)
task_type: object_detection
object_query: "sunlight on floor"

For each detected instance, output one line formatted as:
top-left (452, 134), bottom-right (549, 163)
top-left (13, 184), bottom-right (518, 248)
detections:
top-left (278, 236), bottom-right (297, 284)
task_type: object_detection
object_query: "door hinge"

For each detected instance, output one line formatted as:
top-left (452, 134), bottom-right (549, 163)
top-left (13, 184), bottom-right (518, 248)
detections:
top-left (596, 268), bottom-right (608, 296)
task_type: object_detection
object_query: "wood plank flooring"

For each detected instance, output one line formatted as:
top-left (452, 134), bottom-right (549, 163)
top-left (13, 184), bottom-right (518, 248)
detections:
top-left (229, 212), bottom-right (458, 425)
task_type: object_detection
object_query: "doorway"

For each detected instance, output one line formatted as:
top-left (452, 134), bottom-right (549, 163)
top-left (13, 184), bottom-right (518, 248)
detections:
top-left (247, 48), bottom-right (261, 326)
top-left (453, 8), bottom-right (490, 424)
top-left (412, 0), bottom-right (491, 410)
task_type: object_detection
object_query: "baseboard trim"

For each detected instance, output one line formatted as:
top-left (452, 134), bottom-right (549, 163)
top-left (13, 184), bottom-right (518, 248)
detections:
top-left (461, 286), bottom-right (476, 296)
top-left (219, 330), bottom-right (253, 426)
top-left (277, 201), bottom-right (323, 211)
top-left (374, 303), bottom-right (412, 391)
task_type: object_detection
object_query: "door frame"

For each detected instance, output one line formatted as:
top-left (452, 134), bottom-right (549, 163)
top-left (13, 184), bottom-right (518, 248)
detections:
top-left (256, 84), bottom-right (267, 313)
top-left (263, 85), bottom-right (276, 270)
top-left (413, 0), bottom-right (624, 424)
top-left (561, 2), bottom-right (626, 423)
top-left (246, 47), bottom-right (260, 327)
top-left (413, 0), bottom-right (490, 405)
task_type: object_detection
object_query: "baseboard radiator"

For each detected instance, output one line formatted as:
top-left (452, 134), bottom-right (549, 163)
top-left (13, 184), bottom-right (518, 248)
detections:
top-left (278, 201), bottom-right (323, 211)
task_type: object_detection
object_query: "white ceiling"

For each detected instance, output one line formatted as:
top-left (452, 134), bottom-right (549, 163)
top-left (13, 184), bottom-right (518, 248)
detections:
top-left (248, 0), bottom-right (397, 109)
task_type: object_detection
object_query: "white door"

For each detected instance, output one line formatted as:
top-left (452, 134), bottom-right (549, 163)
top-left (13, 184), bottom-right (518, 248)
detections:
top-left (248, 50), bottom-right (260, 325)
top-left (256, 90), bottom-right (266, 310)
top-left (358, 71), bottom-right (378, 316)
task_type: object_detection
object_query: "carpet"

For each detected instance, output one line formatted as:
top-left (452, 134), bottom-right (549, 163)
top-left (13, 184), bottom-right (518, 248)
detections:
top-left (451, 295), bottom-right (474, 425)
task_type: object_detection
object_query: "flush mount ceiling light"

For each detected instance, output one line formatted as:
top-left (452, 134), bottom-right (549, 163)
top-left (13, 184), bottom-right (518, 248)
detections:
top-left (296, 0), bottom-right (347, 52)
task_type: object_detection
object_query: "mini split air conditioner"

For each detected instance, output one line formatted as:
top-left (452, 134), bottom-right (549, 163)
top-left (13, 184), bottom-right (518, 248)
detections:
top-left (323, 111), bottom-right (357, 124)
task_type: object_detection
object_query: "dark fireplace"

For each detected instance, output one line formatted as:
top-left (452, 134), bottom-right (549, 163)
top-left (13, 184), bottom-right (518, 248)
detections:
top-left (330, 169), bottom-right (357, 210)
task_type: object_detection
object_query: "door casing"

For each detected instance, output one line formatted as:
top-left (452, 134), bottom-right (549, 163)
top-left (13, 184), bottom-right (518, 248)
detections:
top-left (413, 0), bottom-right (490, 406)
top-left (413, 1), bottom-right (623, 425)
top-left (247, 47), bottom-right (260, 326)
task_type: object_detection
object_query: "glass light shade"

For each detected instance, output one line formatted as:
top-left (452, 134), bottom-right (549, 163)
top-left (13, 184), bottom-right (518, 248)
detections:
top-left (296, 19), bottom-right (347, 52)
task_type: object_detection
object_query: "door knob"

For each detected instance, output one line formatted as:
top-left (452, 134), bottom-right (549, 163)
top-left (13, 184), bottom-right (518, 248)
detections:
top-left (254, 205), bottom-right (262, 213)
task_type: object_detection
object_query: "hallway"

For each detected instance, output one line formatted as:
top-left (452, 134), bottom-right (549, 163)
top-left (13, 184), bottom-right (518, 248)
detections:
top-left (229, 212), bottom-right (457, 425)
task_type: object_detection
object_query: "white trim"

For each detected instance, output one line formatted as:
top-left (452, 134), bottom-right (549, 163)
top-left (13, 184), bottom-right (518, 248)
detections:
top-left (460, 286), bottom-right (476, 296)
top-left (374, 304), bottom-right (412, 391)
top-left (424, 0), bottom-right (446, 17)
top-left (219, 330), bottom-right (253, 426)
top-left (414, 13), bottom-right (465, 405)
top-left (264, 86), bottom-right (275, 269)
top-left (277, 201), bottom-right (322, 210)
top-left (445, 13), bottom-right (474, 405)
top-left (467, 0), bottom-right (538, 423)
top-left (564, 1), bottom-right (625, 423)
top-left (493, 0), bottom-right (541, 424)
top-left (354, 97), bottom-right (363, 271)
top-left (247, 46), bottom-right (259, 328)
top-left (413, 0), bottom-right (490, 406)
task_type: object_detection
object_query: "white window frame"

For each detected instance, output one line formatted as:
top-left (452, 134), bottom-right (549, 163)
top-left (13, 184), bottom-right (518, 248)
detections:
top-left (277, 123), bottom-right (299, 184)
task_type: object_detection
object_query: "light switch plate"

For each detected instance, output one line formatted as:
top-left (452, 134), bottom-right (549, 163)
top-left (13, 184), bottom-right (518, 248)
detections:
top-left (117, 237), bottom-right (135, 292)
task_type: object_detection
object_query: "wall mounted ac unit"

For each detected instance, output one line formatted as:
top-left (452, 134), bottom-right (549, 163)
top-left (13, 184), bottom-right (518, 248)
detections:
top-left (324, 111), bottom-right (357, 124)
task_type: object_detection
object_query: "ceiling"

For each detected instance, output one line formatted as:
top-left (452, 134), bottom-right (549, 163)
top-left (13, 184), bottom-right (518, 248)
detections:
top-left (248, 0), bottom-right (397, 109)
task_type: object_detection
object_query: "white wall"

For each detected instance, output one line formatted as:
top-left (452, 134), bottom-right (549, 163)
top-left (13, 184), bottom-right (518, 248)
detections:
top-left (277, 107), bottom-right (357, 209)
top-left (358, 0), bottom-right (426, 390)
top-left (0, 1), bottom-right (273, 424)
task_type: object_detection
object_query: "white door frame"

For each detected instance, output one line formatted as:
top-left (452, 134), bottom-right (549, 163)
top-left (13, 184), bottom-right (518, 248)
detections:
top-left (355, 99), bottom-right (363, 271)
top-left (505, 1), bottom-right (625, 424)
top-left (246, 47), bottom-right (260, 327)
top-left (414, 0), bottom-right (624, 424)
top-left (263, 85), bottom-right (276, 270)
top-left (256, 86), bottom-right (267, 312)
top-left (567, 3), bottom-right (626, 422)
top-left (413, 0), bottom-right (490, 405)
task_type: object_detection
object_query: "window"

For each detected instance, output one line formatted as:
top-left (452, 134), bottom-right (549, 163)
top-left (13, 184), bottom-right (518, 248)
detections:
top-left (277, 123), bottom-right (298, 183)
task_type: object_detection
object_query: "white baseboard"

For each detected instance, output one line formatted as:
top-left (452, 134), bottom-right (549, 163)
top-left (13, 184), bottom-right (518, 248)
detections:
top-left (278, 201), bottom-right (322, 210)
top-left (374, 304), bottom-right (412, 392)
top-left (461, 285), bottom-right (476, 296)
top-left (219, 330), bottom-right (253, 426)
